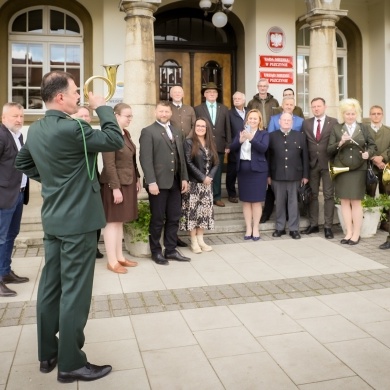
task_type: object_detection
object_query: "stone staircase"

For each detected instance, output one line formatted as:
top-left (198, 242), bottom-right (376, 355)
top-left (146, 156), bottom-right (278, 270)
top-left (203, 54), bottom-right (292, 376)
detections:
top-left (16, 189), bottom-right (312, 247)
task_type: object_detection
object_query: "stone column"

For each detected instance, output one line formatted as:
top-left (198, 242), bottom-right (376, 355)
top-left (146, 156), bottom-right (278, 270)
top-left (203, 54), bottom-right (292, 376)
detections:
top-left (119, 0), bottom-right (160, 143)
top-left (300, 1), bottom-right (347, 118)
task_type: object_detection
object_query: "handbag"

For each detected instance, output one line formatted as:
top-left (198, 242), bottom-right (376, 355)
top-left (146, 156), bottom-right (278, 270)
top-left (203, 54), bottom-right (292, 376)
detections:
top-left (366, 161), bottom-right (378, 186)
top-left (298, 182), bottom-right (313, 205)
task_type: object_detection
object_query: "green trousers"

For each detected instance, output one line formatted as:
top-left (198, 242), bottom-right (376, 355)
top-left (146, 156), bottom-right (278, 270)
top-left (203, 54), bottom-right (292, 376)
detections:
top-left (37, 231), bottom-right (96, 372)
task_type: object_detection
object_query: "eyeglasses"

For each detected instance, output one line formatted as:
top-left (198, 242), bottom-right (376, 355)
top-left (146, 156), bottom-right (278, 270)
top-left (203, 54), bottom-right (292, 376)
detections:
top-left (117, 114), bottom-right (133, 119)
top-left (370, 112), bottom-right (382, 115)
top-left (196, 125), bottom-right (207, 128)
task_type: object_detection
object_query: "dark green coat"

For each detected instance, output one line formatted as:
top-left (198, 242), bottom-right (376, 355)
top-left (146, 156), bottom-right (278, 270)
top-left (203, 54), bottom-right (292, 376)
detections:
top-left (15, 106), bottom-right (124, 235)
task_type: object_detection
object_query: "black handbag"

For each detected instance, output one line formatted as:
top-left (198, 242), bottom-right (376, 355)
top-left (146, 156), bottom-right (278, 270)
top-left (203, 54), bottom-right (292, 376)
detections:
top-left (366, 162), bottom-right (378, 186)
top-left (298, 182), bottom-right (313, 205)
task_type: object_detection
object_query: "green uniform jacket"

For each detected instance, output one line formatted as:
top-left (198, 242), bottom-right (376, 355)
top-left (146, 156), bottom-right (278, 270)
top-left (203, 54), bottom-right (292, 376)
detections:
top-left (15, 106), bottom-right (124, 235)
top-left (368, 124), bottom-right (390, 174)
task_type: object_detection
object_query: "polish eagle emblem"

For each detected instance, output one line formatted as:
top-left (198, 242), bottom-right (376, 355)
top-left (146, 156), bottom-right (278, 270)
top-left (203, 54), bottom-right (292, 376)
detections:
top-left (270, 33), bottom-right (283, 48)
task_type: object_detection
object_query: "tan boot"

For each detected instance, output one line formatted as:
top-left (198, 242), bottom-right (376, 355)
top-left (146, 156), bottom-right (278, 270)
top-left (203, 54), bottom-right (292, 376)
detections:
top-left (190, 237), bottom-right (202, 254)
top-left (197, 234), bottom-right (212, 252)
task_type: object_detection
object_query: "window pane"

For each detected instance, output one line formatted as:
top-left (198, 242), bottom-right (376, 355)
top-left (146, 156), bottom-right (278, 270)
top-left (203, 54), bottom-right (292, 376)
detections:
top-left (336, 33), bottom-right (343, 48)
top-left (12, 13), bottom-right (27, 32)
top-left (66, 15), bottom-right (80, 34)
top-left (51, 10), bottom-right (64, 34)
top-left (12, 67), bottom-right (26, 86)
top-left (66, 45), bottom-right (80, 65)
top-left (28, 91), bottom-right (43, 109)
top-left (29, 44), bottom-right (43, 65)
top-left (297, 29), bottom-right (304, 46)
top-left (67, 69), bottom-right (80, 86)
top-left (337, 58), bottom-right (344, 75)
top-left (304, 27), bottom-right (310, 46)
top-left (51, 44), bottom-right (65, 66)
top-left (28, 10), bottom-right (43, 33)
top-left (30, 68), bottom-right (43, 87)
top-left (12, 89), bottom-right (26, 108)
top-left (12, 43), bottom-right (27, 64)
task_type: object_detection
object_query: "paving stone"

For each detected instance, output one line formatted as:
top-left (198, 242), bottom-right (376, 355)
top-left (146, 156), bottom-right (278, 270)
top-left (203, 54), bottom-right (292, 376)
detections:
top-left (128, 298), bottom-right (144, 308)
top-left (180, 302), bottom-right (199, 310)
top-left (130, 307), bottom-right (148, 315)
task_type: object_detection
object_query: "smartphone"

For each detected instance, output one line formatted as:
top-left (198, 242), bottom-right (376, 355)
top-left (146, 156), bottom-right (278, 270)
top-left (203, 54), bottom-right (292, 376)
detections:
top-left (244, 124), bottom-right (250, 133)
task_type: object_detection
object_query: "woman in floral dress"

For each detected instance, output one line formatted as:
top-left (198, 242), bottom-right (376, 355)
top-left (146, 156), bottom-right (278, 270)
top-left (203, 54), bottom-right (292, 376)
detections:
top-left (180, 118), bottom-right (219, 253)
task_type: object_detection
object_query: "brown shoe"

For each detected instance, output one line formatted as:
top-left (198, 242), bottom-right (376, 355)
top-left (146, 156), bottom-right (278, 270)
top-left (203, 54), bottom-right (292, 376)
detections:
top-left (118, 258), bottom-right (138, 267)
top-left (0, 281), bottom-right (17, 297)
top-left (107, 262), bottom-right (127, 274)
top-left (213, 200), bottom-right (225, 207)
top-left (228, 197), bottom-right (238, 203)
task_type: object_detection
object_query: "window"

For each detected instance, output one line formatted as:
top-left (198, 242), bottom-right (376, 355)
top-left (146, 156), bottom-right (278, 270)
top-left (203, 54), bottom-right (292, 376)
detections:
top-left (201, 61), bottom-right (223, 103)
top-left (9, 6), bottom-right (83, 111)
top-left (159, 60), bottom-right (182, 100)
top-left (297, 25), bottom-right (347, 116)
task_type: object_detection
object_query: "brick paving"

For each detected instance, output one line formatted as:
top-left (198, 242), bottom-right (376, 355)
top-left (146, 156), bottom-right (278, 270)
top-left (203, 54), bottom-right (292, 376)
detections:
top-left (2, 227), bottom-right (390, 327)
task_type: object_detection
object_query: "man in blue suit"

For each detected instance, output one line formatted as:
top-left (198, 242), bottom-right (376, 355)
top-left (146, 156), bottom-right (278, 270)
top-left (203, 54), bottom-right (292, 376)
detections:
top-left (267, 97), bottom-right (304, 133)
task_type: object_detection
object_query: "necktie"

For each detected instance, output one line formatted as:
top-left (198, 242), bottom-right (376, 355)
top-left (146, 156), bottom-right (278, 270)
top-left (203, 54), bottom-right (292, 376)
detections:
top-left (165, 124), bottom-right (173, 140)
top-left (210, 104), bottom-right (215, 125)
top-left (315, 119), bottom-right (321, 142)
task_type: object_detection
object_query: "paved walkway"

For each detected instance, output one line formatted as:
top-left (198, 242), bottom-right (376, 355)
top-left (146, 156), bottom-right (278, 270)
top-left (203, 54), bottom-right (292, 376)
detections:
top-left (1, 229), bottom-right (390, 389)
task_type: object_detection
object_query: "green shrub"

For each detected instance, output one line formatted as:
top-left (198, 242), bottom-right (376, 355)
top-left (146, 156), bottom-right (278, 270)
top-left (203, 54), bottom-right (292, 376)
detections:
top-left (123, 200), bottom-right (151, 243)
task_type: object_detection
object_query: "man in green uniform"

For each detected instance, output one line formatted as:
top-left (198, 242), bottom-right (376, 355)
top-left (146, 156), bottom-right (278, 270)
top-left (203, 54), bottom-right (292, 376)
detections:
top-left (15, 71), bottom-right (124, 383)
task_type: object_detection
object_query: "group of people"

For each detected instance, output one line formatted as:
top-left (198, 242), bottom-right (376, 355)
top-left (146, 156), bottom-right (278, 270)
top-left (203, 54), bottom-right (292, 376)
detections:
top-left (1, 70), bottom-right (390, 385)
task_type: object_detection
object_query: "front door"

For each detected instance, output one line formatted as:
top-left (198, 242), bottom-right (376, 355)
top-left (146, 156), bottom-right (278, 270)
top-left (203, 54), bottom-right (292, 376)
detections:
top-left (155, 51), bottom-right (232, 108)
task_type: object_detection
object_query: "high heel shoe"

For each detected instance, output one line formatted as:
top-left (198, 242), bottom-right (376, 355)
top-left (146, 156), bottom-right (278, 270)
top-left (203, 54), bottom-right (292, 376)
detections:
top-left (118, 258), bottom-right (138, 267)
top-left (107, 262), bottom-right (127, 274)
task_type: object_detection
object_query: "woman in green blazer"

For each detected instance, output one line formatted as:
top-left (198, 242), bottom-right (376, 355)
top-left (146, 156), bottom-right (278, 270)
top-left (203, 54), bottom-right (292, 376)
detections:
top-left (327, 98), bottom-right (376, 245)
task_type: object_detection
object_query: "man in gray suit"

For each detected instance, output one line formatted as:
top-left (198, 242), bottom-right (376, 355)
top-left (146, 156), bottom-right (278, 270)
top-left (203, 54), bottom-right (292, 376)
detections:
top-left (140, 101), bottom-right (191, 265)
top-left (301, 97), bottom-right (338, 238)
top-left (194, 82), bottom-right (231, 207)
top-left (0, 102), bottom-right (30, 297)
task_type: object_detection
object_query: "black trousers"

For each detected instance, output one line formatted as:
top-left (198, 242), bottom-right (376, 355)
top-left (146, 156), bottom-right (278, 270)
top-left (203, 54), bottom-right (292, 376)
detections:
top-left (147, 178), bottom-right (181, 255)
top-left (263, 186), bottom-right (275, 218)
top-left (226, 158), bottom-right (237, 197)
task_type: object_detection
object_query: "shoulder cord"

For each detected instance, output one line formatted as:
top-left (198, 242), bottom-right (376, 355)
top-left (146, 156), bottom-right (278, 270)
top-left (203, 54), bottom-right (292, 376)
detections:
top-left (74, 118), bottom-right (97, 181)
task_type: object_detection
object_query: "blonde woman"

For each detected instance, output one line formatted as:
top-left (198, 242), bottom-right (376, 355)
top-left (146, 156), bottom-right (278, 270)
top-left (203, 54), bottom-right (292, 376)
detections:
top-left (100, 103), bottom-right (140, 273)
top-left (327, 98), bottom-right (376, 245)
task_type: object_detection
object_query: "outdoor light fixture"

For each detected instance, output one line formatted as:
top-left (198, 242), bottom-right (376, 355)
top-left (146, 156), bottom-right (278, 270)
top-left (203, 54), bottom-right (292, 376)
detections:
top-left (199, 0), bottom-right (235, 28)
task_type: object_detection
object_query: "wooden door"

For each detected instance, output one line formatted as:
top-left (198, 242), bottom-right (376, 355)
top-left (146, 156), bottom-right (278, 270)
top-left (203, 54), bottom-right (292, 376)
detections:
top-left (155, 51), bottom-right (232, 108)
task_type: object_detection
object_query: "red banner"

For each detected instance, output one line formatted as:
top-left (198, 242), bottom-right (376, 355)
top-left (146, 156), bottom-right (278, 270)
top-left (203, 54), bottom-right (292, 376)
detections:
top-left (260, 71), bottom-right (294, 84)
top-left (260, 55), bottom-right (293, 68)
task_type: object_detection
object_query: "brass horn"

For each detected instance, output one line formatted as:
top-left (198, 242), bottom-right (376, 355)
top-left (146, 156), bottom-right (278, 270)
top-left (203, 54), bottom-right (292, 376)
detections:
top-left (83, 64), bottom-right (120, 102)
top-left (328, 161), bottom-right (350, 180)
top-left (383, 163), bottom-right (390, 186)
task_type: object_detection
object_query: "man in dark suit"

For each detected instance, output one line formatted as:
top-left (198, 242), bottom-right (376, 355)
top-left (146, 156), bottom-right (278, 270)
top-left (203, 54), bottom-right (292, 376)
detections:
top-left (194, 82), bottom-right (231, 207)
top-left (268, 113), bottom-right (309, 239)
top-left (301, 97), bottom-right (338, 238)
top-left (15, 71), bottom-right (124, 383)
top-left (0, 102), bottom-right (30, 297)
top-left (227, 91), bottom-right (247, 203)
top-left (139, 101), bottom-right (191, 265)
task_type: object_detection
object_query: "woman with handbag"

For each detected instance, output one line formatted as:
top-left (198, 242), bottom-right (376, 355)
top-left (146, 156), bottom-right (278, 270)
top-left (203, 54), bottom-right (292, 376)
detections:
top-left (327, 98), bottom-right (377, 245)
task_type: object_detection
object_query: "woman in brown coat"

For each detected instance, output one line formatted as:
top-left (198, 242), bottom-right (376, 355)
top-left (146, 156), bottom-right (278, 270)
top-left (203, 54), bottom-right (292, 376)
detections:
top-left (100, 103), bottom-right (140, 273)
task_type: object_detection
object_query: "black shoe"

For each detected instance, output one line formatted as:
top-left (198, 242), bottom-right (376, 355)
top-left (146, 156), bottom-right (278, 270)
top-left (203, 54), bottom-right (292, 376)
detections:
top-left (348, 237), bottom-right (360, 245)
top-left (272, 230), bottom-right (286, 238)
top-left (324, 228), bottom-right (334, 239)
top-left (228, 196), bottom-right (239, 203)
top-left (340, 239), bottom-right (350, 244)
top-left (40, 357), bottom-right (57, 373)
top-left (2, 270), bottom-right (29, 284)
top-left (57, 362), bottom-right (112, 383)
top-left (379, 241), bottom-right (390, 250)
top-left (176, 237), bottom-right (188, 247)
top-left (152, 253), bottom-right (169, 265)
top-left (289, 231), bottom-right (301, 239)
top-left (260, 215), bottom-right (270, 224)
top-left (96, 249), bottom-right (104, 259)
top-left (0, 281), bottom-right (17, 297)
top-left (164, 250), bottom-right (191, 262)
top-left (301, 225), bottom-right (319, 234)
